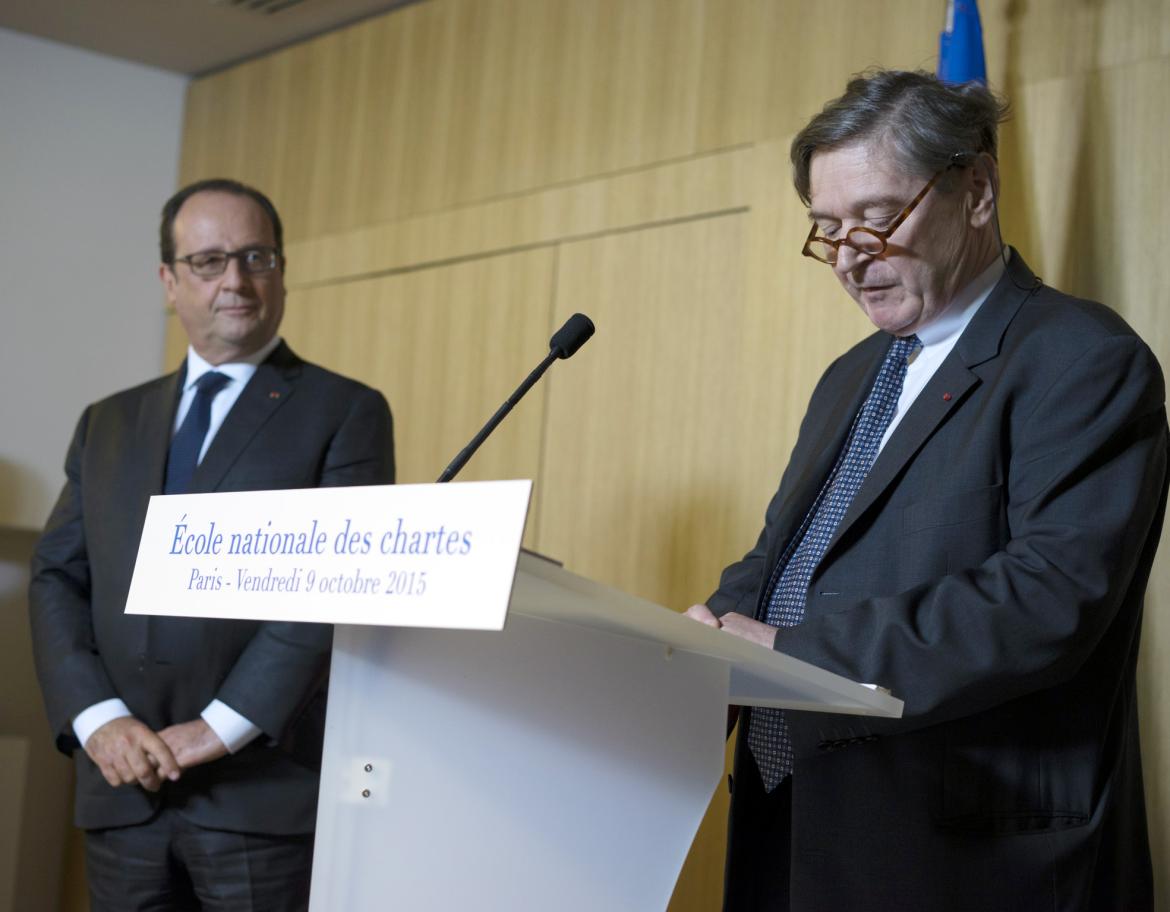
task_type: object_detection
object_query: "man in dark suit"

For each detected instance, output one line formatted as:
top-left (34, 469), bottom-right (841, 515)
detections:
top-left (687, 71), bottom-right (1166, 911)
top-left (29, 178), bottom-right (395, 911)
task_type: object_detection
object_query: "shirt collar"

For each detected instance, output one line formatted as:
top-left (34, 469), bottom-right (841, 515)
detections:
top-left (916, 251), bottom-right (1007, 348)
top-left (183, 335), bottom-right (282, 390)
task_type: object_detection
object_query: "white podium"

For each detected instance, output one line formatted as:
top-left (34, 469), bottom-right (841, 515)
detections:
top-left (308, 551), bottom-right (902, 911)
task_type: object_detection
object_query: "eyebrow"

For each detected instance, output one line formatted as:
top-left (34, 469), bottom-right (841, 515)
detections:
top-left (186, 244), bottom-right (268, 255)
top-left (809, 196), bottom-right (905, 221)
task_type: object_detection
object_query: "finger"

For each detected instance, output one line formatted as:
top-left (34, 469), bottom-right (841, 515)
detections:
top-left (84, 736), bottom-right (124, 788)
top-left (127, 750), bottom-right (163, 792)
top-left (721, 614), bottom-right (776, 648)
top-left (684, 604), bottom-right (721, 627)
top-left (113, 756), bottom-right (139, 787)
top-left (97, 761), bottom-right (123, 789)
top-left (147, 750), bottom-right (182, 781)
top-left (720, 614), bottom-right (754, 636)
top-left (141, 732), bottom-right (182, 781)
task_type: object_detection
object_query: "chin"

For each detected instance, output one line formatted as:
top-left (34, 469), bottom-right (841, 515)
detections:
top-left (860, 307), bottom-right (910, 335)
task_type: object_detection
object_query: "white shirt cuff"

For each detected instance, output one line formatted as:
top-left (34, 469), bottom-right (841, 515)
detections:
top-left (201, 700), bottom-right (263, 754)
top-left (73, 698), bottom-right (132, 748)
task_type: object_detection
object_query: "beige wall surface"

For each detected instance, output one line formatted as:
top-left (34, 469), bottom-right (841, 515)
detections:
top-left (169, 0), bottom-right (1170, 908)
top-left (0, 27), bottom-right (186, 531)
top-left (0, 530), bottom-right (73, 912)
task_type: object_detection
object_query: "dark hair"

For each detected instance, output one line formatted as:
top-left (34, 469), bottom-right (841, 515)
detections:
top-left (790, 69), bottom-right (1010, 204)
top-left (159, 178), bottom-right (284, 264)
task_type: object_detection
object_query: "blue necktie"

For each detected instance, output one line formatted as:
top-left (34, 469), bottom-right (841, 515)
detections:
top-left (748, 335), bottom-right (920, 792)
top-left (164, 371), bottom-right (230, 495)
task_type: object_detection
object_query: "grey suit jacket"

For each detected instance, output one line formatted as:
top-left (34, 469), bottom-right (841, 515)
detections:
top-left (29, 341), bottom-right (395, 833)
top-left (710, 254), bottom-right (1166, 911)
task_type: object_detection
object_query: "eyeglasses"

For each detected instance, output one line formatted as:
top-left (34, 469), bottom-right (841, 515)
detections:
top-left (173, 246), bottom-right (280, 278)
top-left (802, 156), bottom-right (970, 266)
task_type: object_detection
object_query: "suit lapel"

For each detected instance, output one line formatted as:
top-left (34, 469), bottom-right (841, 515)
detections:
top-left (138, 367), bottom-right (184, 495)
top-left (822, 252), bottom-right (1043, 559)
top-left (828, 358), bottom-right (979, 552)
top-left (189, 342), bottom-right (301, 493)
top-left (760, 337), bottom-right (887, 577)
top-left (132, 366), bottom-right (184, 659)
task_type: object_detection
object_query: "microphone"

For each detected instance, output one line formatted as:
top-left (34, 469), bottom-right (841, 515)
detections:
top-left (436, 313), bottom-right (595, 483)
top-left (549, 312), bottom-right (595, 359)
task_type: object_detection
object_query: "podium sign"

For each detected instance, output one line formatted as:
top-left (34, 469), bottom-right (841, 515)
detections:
top-left (124, 479), bottom-right (532, 630)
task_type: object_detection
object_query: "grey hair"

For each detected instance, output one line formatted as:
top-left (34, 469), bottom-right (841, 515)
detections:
top-left (790, 69), bottom-right (1010, 204)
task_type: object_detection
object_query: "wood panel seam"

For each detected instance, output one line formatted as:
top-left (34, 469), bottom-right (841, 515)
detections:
top-left (355, 141), bottom-right (755, 228)
top-left (287, 206), bottom-right (750, 293)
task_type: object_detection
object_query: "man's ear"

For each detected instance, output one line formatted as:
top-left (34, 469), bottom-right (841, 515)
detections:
top-left (968, 153), bottom-right (999, 228)
top-left (159, 262), bottom-right (177, 303)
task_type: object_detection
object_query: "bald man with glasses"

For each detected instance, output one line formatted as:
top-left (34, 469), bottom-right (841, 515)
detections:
top-left (30, 179), bottom-right (395, 911)
top-left (686, 71), bottom-right (1165, 912)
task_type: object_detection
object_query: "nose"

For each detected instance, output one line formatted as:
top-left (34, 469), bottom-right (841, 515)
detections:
top-left (219, 254), bottom-right (253, 290)
top-left (834, 240), bottom-right (875, 276)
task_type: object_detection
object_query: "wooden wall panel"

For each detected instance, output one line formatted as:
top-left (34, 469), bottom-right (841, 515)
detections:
top-left (164, 313), bottom-right (186, 369)
top-left (164, 1), bottom-right (1170, 908)
top-left (284, 146), bottom-right (751, 289)
top-left (282, 250), bottom-right (556, 493)
top-left (694, 0), bottom-right (947, 150)
top-left (981, 0), bottom-right (1170, 87)
top-left (181, 0), bottom-right (716, 241)
top-left (540, 215), bottom-right (752, 607)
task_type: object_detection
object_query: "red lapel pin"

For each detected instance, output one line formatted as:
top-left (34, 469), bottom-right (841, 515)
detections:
top-left (942, 392), bottom-right (953, 401)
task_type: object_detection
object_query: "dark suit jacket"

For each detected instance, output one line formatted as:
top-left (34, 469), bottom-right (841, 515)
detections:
top-left (29, 341), bottom-right (395, 834)
top-left (709, 254), bottom-right (1166, 911)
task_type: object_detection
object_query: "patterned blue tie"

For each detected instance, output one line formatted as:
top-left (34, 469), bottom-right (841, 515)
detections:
top-left (164, 371), bottom-right (230, 495)
top-left (748, 335), bottom-right (920, 792)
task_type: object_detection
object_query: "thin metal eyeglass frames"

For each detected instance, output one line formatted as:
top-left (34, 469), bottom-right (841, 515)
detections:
top-left (173, 246), bottom-right (280, 278)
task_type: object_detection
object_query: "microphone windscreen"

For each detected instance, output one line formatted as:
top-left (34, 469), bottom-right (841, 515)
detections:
top-left (549, 313), bottom-right (595, 359)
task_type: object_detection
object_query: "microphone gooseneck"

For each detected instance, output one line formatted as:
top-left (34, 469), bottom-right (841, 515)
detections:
top-left (436, 313), bottom-right (596, 483)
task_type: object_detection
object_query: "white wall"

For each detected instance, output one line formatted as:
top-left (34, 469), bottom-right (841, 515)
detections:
top-left (0, 27), bottom-right (188, 529)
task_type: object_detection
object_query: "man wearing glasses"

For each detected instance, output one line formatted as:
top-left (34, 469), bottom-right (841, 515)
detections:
top-left (29, 179), bottom-right (395, 910)
top-left (687, 70), bottom-right (1164, 910)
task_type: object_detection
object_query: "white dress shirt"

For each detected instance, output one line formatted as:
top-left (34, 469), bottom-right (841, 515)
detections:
top-left (878, 252), bottom-right (1007, 452)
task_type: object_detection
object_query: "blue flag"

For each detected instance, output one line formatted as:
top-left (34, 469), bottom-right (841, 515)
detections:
top-left (938, 0), bottom-right (987, 84)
